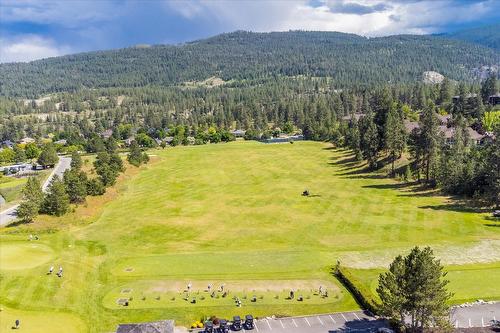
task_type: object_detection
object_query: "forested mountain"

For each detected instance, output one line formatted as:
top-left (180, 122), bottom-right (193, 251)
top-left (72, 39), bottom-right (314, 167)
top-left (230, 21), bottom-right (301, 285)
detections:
top-left (1, 31), bottom-right (498, 98)
top-left (444, 24), bottom-right (500, 50)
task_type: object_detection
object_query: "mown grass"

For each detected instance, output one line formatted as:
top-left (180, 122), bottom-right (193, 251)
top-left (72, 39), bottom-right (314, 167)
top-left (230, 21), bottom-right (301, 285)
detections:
top-left (0, 141), bottom-right (498, 332)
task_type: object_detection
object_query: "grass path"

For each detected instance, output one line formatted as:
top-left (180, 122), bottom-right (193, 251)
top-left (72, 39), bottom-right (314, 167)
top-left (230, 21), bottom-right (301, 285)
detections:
top-left (0, 141), bottom-right (498, 332)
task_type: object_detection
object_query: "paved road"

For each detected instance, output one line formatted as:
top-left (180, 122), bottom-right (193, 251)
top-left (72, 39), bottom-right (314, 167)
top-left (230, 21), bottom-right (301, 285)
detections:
top-left (0, 156), bottom-right (71, 226)
top-left (451, 303), bottom-right (499, 328)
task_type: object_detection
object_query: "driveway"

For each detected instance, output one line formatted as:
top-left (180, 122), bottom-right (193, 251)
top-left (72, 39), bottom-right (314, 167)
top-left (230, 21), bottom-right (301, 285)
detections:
top-left (0, 156), bottom-right (72, 226)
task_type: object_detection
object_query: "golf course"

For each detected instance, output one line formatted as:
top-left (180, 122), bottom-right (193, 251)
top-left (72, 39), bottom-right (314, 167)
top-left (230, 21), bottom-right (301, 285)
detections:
top-left (1, 141), bottom-right (499, 332)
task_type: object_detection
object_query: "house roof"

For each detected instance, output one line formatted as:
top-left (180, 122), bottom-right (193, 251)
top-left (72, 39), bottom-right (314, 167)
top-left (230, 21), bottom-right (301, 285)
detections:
top-left (342, 113), bottom-right (365, 121)
top-left (115, 320), bottom-right (174, 333)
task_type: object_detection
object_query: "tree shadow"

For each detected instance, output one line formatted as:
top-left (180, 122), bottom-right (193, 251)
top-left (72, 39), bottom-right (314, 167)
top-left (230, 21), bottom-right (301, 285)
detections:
top-left (363, 182), bottom-right (412, 190)
top-left (418, 203), bottom-right (491, 214)
top-left (328, 317), bottom-right (388, 333)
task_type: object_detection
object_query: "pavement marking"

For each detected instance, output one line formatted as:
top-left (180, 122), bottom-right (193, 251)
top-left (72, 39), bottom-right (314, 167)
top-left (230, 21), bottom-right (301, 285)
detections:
top-left (304, 317), bottom-right (311, 327)
top-left (482, 317), bottom-right (484, 327)
top-left (255, 322), bottom-right (259, 332)
top-left (469, 318), bottom-right (472, 328)
top-left (317, 316), bottom-right (324, 326)
top-left (455, 320), bottom-right (459, 328)
top-left (280, 320), bottom-right (284, 329)
top-left (292, 319), bottom-right (298, 328)
top-left (266, 319), bottom-right (272, 331)
top-left (329, 315), bottom-right (336, 324)
top-left (341, 313), bottom-right (348, 321)
top-left (354, 312), bottom-right (360, 320)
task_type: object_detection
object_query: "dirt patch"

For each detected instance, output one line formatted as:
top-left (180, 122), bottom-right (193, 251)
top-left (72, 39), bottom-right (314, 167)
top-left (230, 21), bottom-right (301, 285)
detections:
top-left (339, 240), bottom-right (500, 269)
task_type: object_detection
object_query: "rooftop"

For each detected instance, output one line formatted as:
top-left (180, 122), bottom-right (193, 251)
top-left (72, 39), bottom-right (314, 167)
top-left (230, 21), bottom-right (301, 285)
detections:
top-left (115, 320), bottom-right (174, 333)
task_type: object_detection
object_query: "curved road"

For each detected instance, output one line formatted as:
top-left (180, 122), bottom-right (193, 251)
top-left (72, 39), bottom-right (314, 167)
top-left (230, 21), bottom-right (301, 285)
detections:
top-left (0, 156), bottom-right (71, 227)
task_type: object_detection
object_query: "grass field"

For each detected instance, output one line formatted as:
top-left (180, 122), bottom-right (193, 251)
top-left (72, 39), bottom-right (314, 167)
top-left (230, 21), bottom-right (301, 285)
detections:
top-left (0, 141), bottom-right (498, 332)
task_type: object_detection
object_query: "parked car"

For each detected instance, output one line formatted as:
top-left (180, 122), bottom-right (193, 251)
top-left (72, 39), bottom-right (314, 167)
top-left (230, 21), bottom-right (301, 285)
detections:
top-left (493, 210), bottom-right (500, 218)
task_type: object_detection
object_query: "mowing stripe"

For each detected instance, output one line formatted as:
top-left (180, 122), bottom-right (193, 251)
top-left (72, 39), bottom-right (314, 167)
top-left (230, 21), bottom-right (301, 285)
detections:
top-left (304, 317), bottom-right (311, 327)
top-left (329, 315), bottom-right (336, 324)
top-left (292, 319), bottom-right (298, 327)
top-left (317, 316), bottom-right (324, 326)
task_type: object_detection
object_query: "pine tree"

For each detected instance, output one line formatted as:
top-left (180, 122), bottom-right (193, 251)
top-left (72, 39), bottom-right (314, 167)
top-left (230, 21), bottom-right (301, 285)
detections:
top-left (63, 169), bottom-right (88, 203)
top-left (419, 102), bottom-right (441, 183)
top-left (385, 106), bottom-right (406, 176)
top-left (41, 176), bottom-right (70, 216)
top-left (16, 177), bottom-right (44, 223)
top-left (377, 247), bottom-right (452, 332)
top-left (70, 151), bottom-right (82, 170)
top-left (481, 74), bottom-right (497, 104)
top-left (360, 111), bottom-right (379, 169)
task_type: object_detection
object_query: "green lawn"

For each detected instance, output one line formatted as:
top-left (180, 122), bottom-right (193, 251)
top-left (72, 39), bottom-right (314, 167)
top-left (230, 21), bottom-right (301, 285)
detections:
top-left (0, 141), bottom-right (498, 332)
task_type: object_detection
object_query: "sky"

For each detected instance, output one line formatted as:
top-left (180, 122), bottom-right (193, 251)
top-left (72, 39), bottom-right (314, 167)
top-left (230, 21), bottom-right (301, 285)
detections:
top-left (0, 0), bottom-right (499, 63)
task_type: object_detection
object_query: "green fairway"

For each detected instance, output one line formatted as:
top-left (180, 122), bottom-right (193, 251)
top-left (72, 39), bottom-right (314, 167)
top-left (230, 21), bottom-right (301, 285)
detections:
top-left (0, 305), bottom-right (86, 332)
top-left (0, 141), bottom-right (498, 332)
top-left (0, 242), bottom-right (54, 270)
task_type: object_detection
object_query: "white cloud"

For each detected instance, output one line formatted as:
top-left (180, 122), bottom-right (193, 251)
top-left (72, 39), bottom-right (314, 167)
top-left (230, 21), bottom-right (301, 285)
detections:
top-left (162, 0), bottom-right (499, 37)
top-left (0, 35), bottom-right (72, 63)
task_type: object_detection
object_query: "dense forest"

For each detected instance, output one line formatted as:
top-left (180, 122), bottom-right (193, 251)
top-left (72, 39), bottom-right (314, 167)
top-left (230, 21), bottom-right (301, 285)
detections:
top-left (0, 31), bottom-right (499, 97)
top-left (443, 23), bottom-right (500, 50)
top-left (0, 29), bottom-right (499, 208)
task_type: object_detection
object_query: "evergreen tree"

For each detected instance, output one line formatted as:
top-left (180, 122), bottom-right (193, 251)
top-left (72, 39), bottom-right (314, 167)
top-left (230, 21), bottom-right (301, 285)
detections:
top-left (385, 106), bottom-right (406, 175)
top-left (16, 177), bottom-right (43, 223)
top-left (63, 169), bottom-right (88, 203)
top-left (377, 247), bottom-right (452, 332)
top-left (86, 178), bottom-right (106, 196)
top-left (418, 103), bottom-right (441, 183)
top-left (70, 151), bottom-right (82, 170)
top-left (437, 77), bottom-right (452, 105)
top-left (485, 127), bottom-right (500, 208)
top-left (41, 176), bottom-right (70, 216)
top-left (481, 74), bottom-right (497, 104)
top-left (127, 141), bottom-right (149, 167)
top-left (360, 111), bottom-right (379, 169)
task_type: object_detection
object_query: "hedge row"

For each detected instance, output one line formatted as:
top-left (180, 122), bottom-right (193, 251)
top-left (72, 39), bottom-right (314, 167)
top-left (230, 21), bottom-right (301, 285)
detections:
top-left (333, 265), bottom-right (380, 315)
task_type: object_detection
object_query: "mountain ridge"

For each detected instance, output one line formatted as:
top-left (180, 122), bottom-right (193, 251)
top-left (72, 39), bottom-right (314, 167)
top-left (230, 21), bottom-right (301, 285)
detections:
top-left (0, 30), bottom-right (498, 98)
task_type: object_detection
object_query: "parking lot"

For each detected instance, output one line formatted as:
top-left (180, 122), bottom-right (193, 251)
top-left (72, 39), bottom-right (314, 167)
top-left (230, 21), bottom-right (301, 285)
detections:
top-left (450, 303), bottom-right (499, 328)
top-left (247, 311), bottom-right (387, 333)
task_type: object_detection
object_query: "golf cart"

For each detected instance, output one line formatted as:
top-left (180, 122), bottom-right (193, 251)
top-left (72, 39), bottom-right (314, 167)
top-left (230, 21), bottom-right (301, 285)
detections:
top-left (244, 315), bottom-right (254, 329)
top-left (204, 321), bottom-right (214, 333)
top-left (232, 316), bottom-right (242, 331)
top-left (218, 319), bottom-right (229, 333)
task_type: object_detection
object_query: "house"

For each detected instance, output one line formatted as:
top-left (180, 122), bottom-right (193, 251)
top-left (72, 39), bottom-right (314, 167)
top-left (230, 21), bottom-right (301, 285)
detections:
top-left (115, 320), bottom-right (174, 333)
top-left (488, 94), bottom-right (500, 105)
top-left (124, 137), bottom-right (135, 146)
top-left (164, 136), bottom-right (174, 144)
top-left (101, 129), bottom-right (113, 139)
top-left (437, 114), bottom-right (451, 125)
top-left (231, 129), bottom-right (246, 137)
top-left (342, 113), bottom-right (366, 121)
top-left (404, 120), bottom-right (420, 133)
top-left (54, 139), bottom-right (67, 145)
top-left (452, 93), bottom-right (478, 103)
top-left (1, 140), bottom-right (14, 148)
top-left (404, 120), bottom-right (485, 145)
top-left (19, 137), bottom-right (35, 144)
